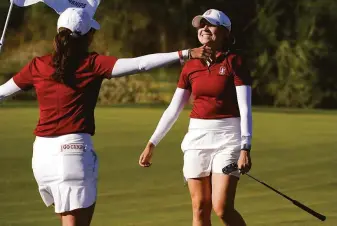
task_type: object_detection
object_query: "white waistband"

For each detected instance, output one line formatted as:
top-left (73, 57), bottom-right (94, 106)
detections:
top-left (35, 133), bottom-right (93, 145)
top-left (188, 118), bottom-right (240, 131)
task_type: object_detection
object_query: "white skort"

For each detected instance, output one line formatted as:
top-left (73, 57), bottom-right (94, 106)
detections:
top-left (181, 118), bottom-right (241, 179)
top-left (32, 133), bottom-right (98, 213)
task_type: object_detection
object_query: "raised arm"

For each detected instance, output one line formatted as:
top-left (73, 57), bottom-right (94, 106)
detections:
top-left (0, 78), bottom-right (22, 102)
top-left (111, 46), bottom-right (211, 77)
top-left (139, 88), bottom-right (191, 167)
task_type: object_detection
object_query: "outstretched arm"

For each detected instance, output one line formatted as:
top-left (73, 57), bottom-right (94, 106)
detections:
top-left (139, 88), bottom-right (191, 167)
top-left (0, 78), bottom-right (22, 102)
top-left (111, 46), bottom-right (211, 77)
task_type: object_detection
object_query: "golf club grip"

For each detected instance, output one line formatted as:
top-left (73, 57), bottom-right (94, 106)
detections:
top-left (292, 200), bottom-right (326, 221)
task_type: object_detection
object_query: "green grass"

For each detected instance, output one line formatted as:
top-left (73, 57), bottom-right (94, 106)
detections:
top-left (0, 107), bottom-right (336, 226)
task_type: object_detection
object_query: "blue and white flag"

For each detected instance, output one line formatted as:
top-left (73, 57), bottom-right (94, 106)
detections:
top-left (10, 0), bottom-right (101, 16)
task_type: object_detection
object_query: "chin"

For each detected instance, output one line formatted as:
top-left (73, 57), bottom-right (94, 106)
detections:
top-left (199, 39), bottom-right (210, 45)
top-left (202, 41), bottom-right (212, 46)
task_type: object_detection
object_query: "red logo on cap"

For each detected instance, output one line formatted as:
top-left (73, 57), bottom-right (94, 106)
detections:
top-left (205, 10), bottom-right (212, 15)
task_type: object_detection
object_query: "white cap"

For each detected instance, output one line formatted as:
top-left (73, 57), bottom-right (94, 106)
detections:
top-left (192, 9), bottom-right (231, 32)
top-left (57, 7), bottom-right (100, 36)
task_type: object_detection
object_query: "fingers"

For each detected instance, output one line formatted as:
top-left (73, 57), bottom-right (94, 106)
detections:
top-left (201, 46), bottom-right (212, 59)
top-left (139, 152), bottom-right (152, 168)
top-left (204, 46), bottom-right (212, 55)
top-left (237, 150), bottom-right (252, 174)
top-left (190, 46), bottom-right (213, 60)
top-left (238, 163), bottom-right (251, 174)
top-left (138, 154), bottom-right (145, 166)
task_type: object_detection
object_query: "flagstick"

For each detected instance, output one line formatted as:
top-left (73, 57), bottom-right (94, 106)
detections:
top-left (0, 2), bottom-right (14, 53)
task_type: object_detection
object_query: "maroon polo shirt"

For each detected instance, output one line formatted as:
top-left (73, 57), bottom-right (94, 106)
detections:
top-left (177, 51), bottom-right (252, 119)
top-left (13, 52), bottom-right (118, 137)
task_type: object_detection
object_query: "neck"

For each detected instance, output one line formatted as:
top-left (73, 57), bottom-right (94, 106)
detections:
top-left (205, 42), bottom-right (227, 52)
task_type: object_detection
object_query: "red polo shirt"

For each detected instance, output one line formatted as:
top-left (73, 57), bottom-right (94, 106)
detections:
top-left (13, 52), bottom-right (117, 137)
top-left (177, 51), bottom-right (252, 119)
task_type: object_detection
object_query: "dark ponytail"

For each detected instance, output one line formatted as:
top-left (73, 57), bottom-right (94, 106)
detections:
top-left (52, 28), bottom-right (93, 85)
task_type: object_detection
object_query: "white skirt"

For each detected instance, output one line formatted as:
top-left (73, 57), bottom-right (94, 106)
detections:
top-left (181, 118), bottom-right (241, 179)
top-left (32, 133), bottom-right (98, 213)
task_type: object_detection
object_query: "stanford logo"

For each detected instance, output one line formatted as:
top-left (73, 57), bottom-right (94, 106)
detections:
top-left (219, 66), bottom-right (226, 75)
top-left (205, 10), bottom-right (212, 15)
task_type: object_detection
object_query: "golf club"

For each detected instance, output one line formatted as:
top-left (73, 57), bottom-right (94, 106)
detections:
top-left (222, 163), bottom-right (326, 222)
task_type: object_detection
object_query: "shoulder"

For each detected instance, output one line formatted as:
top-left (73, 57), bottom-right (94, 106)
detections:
top-left (33, 54), bottom-right (53, 65)
top-left (37, 54), bottom-right (53, 60)
top-left (225, 49), bottom-right (249, 68)
top-left (182, 59), bottom-right (202, 74)
top-left (226, 49), bottom-right (245, 61)
top-left (87, 52), bottom-right (117, 59)
top-left (88, 52), bottom-right (118, 64)
top-left (19, 54), bottom-right (53, 72)
top-left (87, 52), bottom-right (99, 59)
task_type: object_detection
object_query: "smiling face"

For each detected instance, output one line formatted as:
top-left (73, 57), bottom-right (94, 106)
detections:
top-left (197, 19), bottom-right (230, 50)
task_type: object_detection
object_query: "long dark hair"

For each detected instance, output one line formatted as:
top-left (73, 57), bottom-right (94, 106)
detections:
top-left (221, 27), bottom-right (236, 52)
top-left (52, 28), bottom-right (94, 85)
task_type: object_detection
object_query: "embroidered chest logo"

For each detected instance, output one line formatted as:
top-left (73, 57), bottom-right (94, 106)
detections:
top-left (219, 66), bottom-right (227, 76)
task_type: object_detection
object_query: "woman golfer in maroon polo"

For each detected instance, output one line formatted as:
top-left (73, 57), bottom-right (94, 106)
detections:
top-left (139, 9), bottom-right (252, 226)
top-left (0, 7), bottom-right (212, 226)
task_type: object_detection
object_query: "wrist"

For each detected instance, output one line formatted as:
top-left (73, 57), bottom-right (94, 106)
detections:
top-left (178, 49), bottom-right (190, 65)
top-left (147, 141), bottom-right (156, 148)
top-left (241, 143), bottom-right (251, 152)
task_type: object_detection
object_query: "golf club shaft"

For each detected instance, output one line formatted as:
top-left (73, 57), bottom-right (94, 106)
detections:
top-left (245, 173), bottom-right (326, 221)
top-left (0, 2), bottom-right (14, 52)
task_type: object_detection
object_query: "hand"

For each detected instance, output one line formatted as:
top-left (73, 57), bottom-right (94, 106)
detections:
top-left (139, 142), bottom-right (155, 167)
top-left (237, 150), bottom-right (252, 174)
top-left (189, 45), bottom-right (213, 61)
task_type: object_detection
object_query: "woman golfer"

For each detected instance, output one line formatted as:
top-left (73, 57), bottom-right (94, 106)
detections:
top-left (139, 9), bottom-right (252, 226)
top-left (0, 7), bottom-right (212, 226)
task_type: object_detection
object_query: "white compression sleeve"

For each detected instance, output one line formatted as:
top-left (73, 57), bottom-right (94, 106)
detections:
top-left (149, 88), bottom-right (191, 146)
top-left (111, 50), bottom-right (189, 77)
top-left (0, 78), bottom-right (22, 101)
top-left (236, 85), bottom-right (253, 147)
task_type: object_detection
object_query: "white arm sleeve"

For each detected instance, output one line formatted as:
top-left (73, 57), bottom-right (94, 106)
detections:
top-left (236, 85), bottom-right (253, 147)
top-left (0, 78), bottom-right (22, 101)
top-left (111, 50), bottom-right (189, 77)
top-left (149, 88), bottom-right (191, 146)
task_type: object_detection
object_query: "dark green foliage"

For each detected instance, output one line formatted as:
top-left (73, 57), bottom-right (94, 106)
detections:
top-left (0, 0), bottom-right (336, 108)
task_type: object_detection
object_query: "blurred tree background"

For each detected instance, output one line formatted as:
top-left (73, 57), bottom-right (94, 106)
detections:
top-left (0, 0), bottom-right (336, 108)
